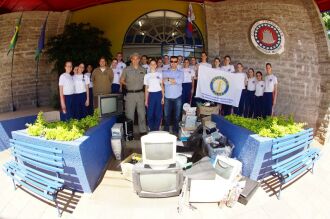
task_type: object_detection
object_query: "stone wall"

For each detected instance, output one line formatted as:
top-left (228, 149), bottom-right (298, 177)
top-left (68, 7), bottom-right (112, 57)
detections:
top-left (205, 0), bottom-right (330, 144)
top-left (0, 11), bottom-right (71, 112)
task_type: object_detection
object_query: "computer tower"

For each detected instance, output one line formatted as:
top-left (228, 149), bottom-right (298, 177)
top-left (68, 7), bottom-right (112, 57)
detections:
top-left (123, 119), bottom-right (134, 141)
top-left (116, 116), bottom-right (134, 141)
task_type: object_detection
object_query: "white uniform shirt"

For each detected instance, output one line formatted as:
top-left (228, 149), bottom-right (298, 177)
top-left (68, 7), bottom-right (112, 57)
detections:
top-left (255, 81), bottom-right (265, 97)
top-left (144, 72), bottom-right (162, 92)
top-left (112, 67), bottom-right (123, 85)
top-left (220, 65), bottom-right (235, 73)
top-left (117, 61), bottom-right (126, 70)
top-left (59, 73), bottom-right (74, 95)
top-left (156, 67), bottom-right (163, 72)
top-left (142, 64), bottom-right (150, 72)
top-left (177, 63), bottom-right (183, 70)
top-left (162, 64), bottom-right (170, 71)
top-left (73, 74), bottom-right (90, 94)
top-left (182, 67), bottom-right (195, 83)
top-left (264, 74), bottom-right (278, 93)
top-left (199, 62), bottom-right (212, 68)
top-left (84, 72), bottom-right (93, 88)
top-left (247, 77), bottom-right (257, 91)
top-left (190, 65), bottom-right (198, 72)
top-left (235, 72), bottom-right (247, 89)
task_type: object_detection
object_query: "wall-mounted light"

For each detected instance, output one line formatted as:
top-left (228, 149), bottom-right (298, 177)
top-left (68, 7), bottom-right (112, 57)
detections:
top-left (141, 31), bottom-right (145, 36)
top-left (175, 21), bottom-right (179, 27)
top-left (172, 32), bottom-right (175, 36)
top-left (138, 21), bottom-right (142, 27)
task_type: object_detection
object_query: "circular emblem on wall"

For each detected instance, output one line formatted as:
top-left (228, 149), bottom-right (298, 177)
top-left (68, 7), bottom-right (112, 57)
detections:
top-left (210, 76), bottom-right (229, 96)
top-left (250, 20), bottom-right (285, 55)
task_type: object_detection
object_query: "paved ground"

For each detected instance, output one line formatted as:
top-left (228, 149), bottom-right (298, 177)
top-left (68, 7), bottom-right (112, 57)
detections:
top-left (0, 109), bottom-right (329, 219)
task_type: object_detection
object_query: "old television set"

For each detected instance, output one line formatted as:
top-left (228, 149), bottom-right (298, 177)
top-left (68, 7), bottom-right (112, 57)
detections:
top-left (141, 131), bottom-right (177, 169)
top-left (132, 162), bottom-right (184, 198)
top-left (97, 94), bottom-right (124, 117)
top-left (212, 155), bottom-right (242, 183)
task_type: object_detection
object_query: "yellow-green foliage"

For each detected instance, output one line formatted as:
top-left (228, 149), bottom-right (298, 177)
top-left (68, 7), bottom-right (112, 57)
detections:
top-left (26, 109), bottom-right (100, 141)
top-left (225, 114), bottom-right (305, 138)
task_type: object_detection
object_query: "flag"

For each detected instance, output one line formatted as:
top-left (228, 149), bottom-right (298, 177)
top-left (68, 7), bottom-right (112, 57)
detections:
top-left (186, 3), bottom-right (195, 38)
top-left (7, 13), bottom-right (23, 55)
top-left (196, 65), bottom-right (246, 107)
top-left (35, 15), bottom-right (48, 61)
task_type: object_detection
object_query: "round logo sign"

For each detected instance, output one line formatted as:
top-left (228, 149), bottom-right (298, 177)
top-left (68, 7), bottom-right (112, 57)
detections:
top-left (250, 20), bottom-right (285, 54)
top-left (210, 76), bottom-right (229, 96)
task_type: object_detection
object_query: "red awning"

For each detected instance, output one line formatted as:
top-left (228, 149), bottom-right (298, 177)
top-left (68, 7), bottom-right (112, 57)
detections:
top-left (0, 0), bottom-right (329, 13)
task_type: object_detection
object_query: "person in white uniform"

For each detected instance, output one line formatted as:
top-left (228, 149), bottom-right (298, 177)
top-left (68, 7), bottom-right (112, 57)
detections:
top-left (144, 59), bottom-right (164, 131)
top-left (156, 58), bottom-right (163, 72)
top-left (162, 55), bottom-right (170, 71)
top-left (245, 68), bottom-right (256, 118)
top-left (264, 63), bottom-right (278, 117)
top-left (220, 55), bottom-right (235, 115)
top-left (233, 63), bottom-right (248, 116)
top-left (73, 63), bottom-right (90, 119)
top-left (84, 64), bottom-right (94, 115)
top-left (220, 55), bottom-right (235, 73)
top-left (213, 57), bottom-right (221, 69)
top-left (111, 58), bottom-right (122, 94)
top-left (116, 52), bottom-right (127, 70)
top-left (141, 55), bottom-right (150, 72)
top-left (59, 61), bottom-right (75, 121)
top-left (254, 71), bottom-right (265, 118)
top-left (182, 58), bottom-right (196, 105)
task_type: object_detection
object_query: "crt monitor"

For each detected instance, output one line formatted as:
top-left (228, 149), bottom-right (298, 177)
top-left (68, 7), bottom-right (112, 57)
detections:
top-left (97, 94), bottom-right (123, 117)
top-left (141, 131), bottom-right (177, 170)
top-left (212, 155), bottom-right (242, 183)
top-left (132, 162), bottom-right (183, 198)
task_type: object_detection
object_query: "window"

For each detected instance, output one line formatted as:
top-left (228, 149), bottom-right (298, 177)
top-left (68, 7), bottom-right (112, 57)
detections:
top-left (123, 10), bottom-right (204, 58)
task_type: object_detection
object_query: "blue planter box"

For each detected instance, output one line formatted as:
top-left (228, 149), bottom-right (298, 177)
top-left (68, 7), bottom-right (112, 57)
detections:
top-left (11, 116), bottom-right (116, 193)
top-left (0, 115), bottom-right (37, 152)
top-left (211, 115), bottom-right (276, 180)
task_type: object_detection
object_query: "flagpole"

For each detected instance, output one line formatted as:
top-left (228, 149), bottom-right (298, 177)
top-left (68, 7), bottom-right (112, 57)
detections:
top-left (35, 57), bottom-right (40, 107)
top-left (10, 48), bottom-right (16, 111)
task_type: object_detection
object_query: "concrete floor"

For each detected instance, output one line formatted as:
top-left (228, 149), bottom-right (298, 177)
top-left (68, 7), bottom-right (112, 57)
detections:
top-left (0, 109), bottom-right (329, 219)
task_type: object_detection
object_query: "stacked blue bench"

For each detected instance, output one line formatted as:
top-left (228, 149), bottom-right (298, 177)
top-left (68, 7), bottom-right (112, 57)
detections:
top-left (271, 128), bottom-right (320, 199)
top-left (2, 139), bottom-right (65, 217)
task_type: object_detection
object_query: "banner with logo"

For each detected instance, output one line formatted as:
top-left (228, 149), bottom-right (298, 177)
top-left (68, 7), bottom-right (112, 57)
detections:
top-left (195, 65), bottom-right (245, 107)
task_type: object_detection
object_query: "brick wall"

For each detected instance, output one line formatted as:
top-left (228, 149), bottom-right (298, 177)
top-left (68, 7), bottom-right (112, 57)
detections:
top-left (0, 11), bottom-right (71, 112)
top-left (205, 0), bottom-right (330, 144)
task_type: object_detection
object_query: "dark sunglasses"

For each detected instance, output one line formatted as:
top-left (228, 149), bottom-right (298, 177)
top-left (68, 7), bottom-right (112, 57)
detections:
top-left (170, 60), bottom-right (178, 63)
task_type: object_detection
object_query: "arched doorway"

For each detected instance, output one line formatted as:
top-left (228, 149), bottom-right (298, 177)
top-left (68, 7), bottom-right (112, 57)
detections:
top-left (123, 10), bottom-right (204, 59)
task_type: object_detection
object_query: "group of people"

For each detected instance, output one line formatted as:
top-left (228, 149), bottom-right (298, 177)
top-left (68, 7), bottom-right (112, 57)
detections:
top-left (58, 51), bottom-right (278, 135)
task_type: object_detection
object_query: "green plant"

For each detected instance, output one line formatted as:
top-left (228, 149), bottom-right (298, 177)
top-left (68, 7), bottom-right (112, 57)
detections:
top-left (26, 109), bottom-right (100, 141)
top-left (322, 12), bottom-right (330, 39)
top-left (225, 114), bottom-right (305, 138)
top-left (46, 23), bottom-right (112, 74)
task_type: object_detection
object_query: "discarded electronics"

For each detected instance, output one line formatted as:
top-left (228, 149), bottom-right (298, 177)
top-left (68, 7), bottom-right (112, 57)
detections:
top-left (203, 127), bottom-right (234, 159)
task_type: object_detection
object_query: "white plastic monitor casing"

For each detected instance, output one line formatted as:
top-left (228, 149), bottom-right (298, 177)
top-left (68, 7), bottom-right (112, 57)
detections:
top-left (212, 155), bottom-right (242, 183)
top-left (141, 131), bottom-right (177, 169)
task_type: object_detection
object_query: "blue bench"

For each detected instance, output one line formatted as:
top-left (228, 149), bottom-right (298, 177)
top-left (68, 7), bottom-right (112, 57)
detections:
top-left (271, 128), bottom-right (320, 199)
top-left (2, 139), bottom-right (65, 217)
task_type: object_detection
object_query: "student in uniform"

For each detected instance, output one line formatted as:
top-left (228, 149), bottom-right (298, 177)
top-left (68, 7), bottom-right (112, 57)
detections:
top-left (59, 61), bottom-right (75, 121)
top-left (177, 55), bottom-right (184, 69)
top-left (213, 57), bottom-right (221, 69)
top-left (111, 58), bottom-right (122, 94)
top-left (220, 55), bottom-right (235, 73)
top-left (116, 52), bottom-right (127, 70)
top-left (220, 55), bottom-right (235, 115)
top-left (144, 59), bottom-right (164, 131)
top-left (233, 63), bottom-right (247, 116)
top-left (73, 66), bottom-right (78, 75)
top-left (254, 71), bottom-right (265, 118)
top-left (156, 58), bottom-right (163, 72)
top-left (193, 52), bottom-right (211, 106)
top-left (85, 64), bottom-right (94, 115)
top-left (190, 57), bottom-right (198, 72)
top-left (182, 58), bottom-right (196, 105)
top-left (264, 63), bottom-right (278, 117)
top-left (141, 55), bottom-right (149, 72)
top-left (162, 55), bottom-right (170, 71)
top-left (190, 57), bottom-right (199, 107)
top-left (245, 68), bottom-right (256, 118)
top-left (73, 63), bottom-right (90, 120)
